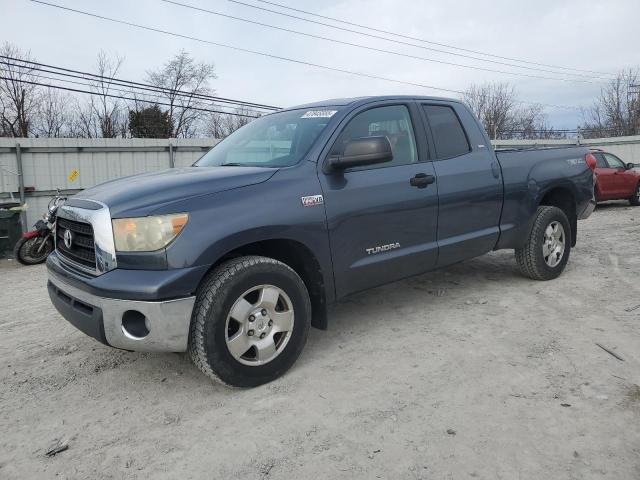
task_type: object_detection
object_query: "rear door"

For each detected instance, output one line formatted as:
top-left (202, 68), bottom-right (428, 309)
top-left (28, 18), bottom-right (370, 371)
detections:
top-left (318, 102), bottom-right (439, 297)
top-left (419, 102), bottom-right (503, 267)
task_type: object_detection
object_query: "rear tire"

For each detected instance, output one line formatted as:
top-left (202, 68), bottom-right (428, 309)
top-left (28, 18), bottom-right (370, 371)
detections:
top-left (515, 206), bottom-right (571, 281)
top-left (13, 236), bottom-right (53, 265)
top-left (188, 256), bottom-right (311, 387)
top-left (630, 183), bottom-right (640, 206)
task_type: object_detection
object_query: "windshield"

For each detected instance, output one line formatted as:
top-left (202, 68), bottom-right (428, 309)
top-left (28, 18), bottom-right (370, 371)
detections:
top-left (195, 108), bottom-right (338, 168)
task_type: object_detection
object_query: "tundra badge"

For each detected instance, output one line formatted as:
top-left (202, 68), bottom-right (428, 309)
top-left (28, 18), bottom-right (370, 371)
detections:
top-left (301, 195), bottom-right (324, 207)
top-left (366, 243), bottom-right (401, 255)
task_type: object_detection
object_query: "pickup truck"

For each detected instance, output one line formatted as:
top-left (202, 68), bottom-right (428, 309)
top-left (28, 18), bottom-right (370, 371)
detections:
top-left (46, 96), bottom-right (597, 387)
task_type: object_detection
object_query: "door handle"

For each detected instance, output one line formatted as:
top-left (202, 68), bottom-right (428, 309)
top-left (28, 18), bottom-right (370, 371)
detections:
top-left (410, 173), bottom-right (435, 188)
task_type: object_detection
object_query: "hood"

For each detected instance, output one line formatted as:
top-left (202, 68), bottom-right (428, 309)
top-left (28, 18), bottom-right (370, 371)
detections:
top-left (75, 166), bottom-right (277, 217)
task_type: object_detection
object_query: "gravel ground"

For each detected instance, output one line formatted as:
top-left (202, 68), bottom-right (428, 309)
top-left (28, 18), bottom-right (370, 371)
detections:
top-left (1, 202), bottom-right (639, 480)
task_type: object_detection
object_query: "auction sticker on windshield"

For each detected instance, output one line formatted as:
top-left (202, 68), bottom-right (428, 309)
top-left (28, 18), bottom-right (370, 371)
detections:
top-left (301, 110), bottom-right (337, 119)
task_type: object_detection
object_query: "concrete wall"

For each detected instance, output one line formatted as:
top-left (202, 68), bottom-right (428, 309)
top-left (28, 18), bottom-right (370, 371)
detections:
top-left (1, 135), bottom-right (639, 230)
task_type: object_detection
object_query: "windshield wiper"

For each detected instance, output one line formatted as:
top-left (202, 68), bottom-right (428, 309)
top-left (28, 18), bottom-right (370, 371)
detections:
top-left (220, 162), bottom-right (246, 167)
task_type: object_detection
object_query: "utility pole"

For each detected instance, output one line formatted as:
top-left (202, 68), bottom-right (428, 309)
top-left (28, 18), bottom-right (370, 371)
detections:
top-left (630, 84), bottom-right (640, 135)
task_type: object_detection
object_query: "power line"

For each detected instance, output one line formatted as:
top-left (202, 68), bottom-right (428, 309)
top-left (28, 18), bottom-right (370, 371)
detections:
top-left (245, 0), bottom-right (618, 78)
top-left (224, 0), bottom-right (612, 81)
top-left (0, 55), bottom-right (280, 111)
top-left (5, 66), bottom-right (266, 116)
top-left (29, 0), bottom-right (584, 111)
top-left (0, 76), bottom-right (262, 117)
top-left (0, 58), bottom-right (276, 116)
top-left (160, 0), bottom-right (595, 84)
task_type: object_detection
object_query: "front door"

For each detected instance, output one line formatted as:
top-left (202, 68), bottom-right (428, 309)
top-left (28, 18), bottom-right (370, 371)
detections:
top-left (319, 103), bottom-right (439, 298)
top-left (603, 153), bottom-right (636, 197)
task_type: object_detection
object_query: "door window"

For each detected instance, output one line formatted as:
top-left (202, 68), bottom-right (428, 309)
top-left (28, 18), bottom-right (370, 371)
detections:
top-left (330, 105), bottom-right (418, 169)
top-left (423, 105), bottom-right (471, 159)
top-left (594, 153), bottom-right (608, 168)
top-left (604, 153), bottom-right (625, 169)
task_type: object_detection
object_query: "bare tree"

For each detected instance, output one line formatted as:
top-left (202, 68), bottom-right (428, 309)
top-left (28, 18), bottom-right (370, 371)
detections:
top-left (207, 107), bottom-right (255, 139)
top-left (463, 83), bottom-right (518, 140)
top-left (0, 42), bottom-right (40, 137)
top-left (146, 50), bottom-right (216, 137)
top-left (32, 87), bottom-right (73, 137)
top-left (512, 103), bottom-right (559, 139)
top-left (581, 69), bottom-right (640, 138)
top-left (206, 111), bottom-right (227, 139)
top-left (462, 82), bottom-right (555, 139)
top-left (89, 50), bottom-right (127, 138)
top-left (68, 96), bottom-right (99, 138)
top-left (0, 101), bottom-right (9, 137)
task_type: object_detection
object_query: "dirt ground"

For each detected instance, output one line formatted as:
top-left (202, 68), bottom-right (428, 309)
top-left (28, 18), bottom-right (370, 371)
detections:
top-left (0, 202), bottom-right (639, 480)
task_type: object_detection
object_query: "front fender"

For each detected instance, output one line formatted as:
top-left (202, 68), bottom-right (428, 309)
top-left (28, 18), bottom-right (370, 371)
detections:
top-left (157, 163), bottom-right (335, 301)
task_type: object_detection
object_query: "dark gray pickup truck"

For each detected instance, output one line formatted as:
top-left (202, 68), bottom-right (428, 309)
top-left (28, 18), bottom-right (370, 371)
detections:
top-left (47, 96), bottom-right (596, 386)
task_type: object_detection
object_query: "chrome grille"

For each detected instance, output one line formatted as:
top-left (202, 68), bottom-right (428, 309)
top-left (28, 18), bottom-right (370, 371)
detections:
top-left (56, 217), bottom-right (96, 269)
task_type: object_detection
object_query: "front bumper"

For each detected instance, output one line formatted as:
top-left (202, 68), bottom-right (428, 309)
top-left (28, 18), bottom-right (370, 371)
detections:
top-left (48, 269), bottom-right (195, 352)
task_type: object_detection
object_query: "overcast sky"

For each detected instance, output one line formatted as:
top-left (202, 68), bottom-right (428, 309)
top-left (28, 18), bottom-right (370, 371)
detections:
top-left (2, 0), bottom-right (639, 128)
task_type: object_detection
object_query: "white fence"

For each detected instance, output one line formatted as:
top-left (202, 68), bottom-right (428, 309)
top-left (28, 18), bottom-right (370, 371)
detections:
top-left (493, 135), bottom-right (640, 164)
top-left (1, 135), bottom-right (639, 229)
top-left (0, 138), bottom-right (218, 228)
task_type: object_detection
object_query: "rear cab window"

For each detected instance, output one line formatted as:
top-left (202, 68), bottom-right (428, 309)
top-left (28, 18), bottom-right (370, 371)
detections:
top-left (422, 105), bottom-right (471, 159)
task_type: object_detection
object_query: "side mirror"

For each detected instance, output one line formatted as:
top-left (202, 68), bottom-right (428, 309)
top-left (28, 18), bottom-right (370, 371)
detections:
top-left (626, 162), bottom-right (635, 170)
top-left (325, 136), bottom-right (393, 173)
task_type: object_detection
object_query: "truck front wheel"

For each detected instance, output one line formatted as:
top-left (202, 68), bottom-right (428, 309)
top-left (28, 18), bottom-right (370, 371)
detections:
top-left (515, 206), bottom-right (571, 281)
top-left (188, 256), bottom-right (311, 387)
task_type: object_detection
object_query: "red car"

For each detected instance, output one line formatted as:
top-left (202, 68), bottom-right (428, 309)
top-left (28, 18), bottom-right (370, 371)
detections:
top-left (592, 150), bottom-right (640, 206)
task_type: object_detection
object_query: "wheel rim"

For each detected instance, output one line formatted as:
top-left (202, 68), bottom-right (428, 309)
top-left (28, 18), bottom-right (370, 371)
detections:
top-left (224, 284), bottom-right (294, 366)
top-left (542, 221), bottom-right (565, 268)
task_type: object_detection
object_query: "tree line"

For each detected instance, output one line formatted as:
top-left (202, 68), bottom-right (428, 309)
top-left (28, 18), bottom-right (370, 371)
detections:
top-left (1, 41), bottom-right (638, 140)
top-left (0, 42), bottom-right (252, 139)
top-left (463, 70), bottom-right (640, 140)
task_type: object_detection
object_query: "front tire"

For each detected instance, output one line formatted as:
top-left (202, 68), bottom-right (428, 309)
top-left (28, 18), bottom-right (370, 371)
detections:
top-left (515, 206), bottom-right (571, 281)
top-left (188, 256), bottom-right (311, 387)
top-left (630, 183), bottom-right (640, 206)
top-left (13, 236), bottom-right (53, 265)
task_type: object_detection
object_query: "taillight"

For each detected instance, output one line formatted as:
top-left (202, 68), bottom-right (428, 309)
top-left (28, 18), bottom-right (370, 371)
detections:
top-left (585, 153), bottom-right (597, 171)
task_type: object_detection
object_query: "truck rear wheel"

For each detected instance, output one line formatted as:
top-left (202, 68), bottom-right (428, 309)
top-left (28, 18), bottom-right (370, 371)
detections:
top-left (188, 255), bottom-right (311, 387)
top-left (515, 206), bottom-right (571, 281)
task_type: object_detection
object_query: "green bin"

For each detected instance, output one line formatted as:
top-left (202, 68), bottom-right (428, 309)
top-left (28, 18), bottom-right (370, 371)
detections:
top-left (0, 202), bottom-right (23, 256)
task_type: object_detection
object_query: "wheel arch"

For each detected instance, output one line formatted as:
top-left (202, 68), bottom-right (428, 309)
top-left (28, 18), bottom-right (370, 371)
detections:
top-left (538, 186), bottom-right (577, 247)
top-left (203, 238), bottom-right (329, 330)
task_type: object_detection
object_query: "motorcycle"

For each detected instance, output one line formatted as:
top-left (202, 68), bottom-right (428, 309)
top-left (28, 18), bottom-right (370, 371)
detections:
top-left (13, 191), bottom-right (67, 265)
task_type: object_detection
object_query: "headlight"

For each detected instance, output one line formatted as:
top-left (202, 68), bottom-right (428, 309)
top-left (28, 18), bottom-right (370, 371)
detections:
top-left (112, 213), bottom-right (189, 252)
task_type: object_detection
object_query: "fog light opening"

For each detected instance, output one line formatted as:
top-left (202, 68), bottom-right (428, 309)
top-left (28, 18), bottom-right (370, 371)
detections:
top-left (121, 310), bottom-right (150, 339)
